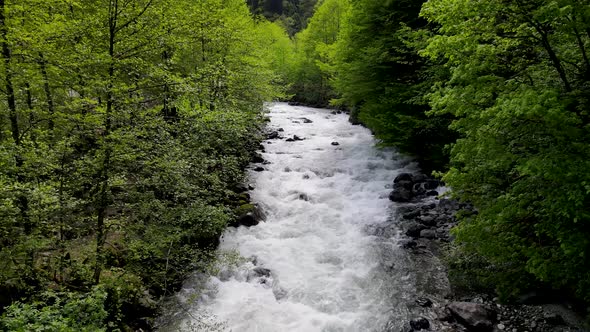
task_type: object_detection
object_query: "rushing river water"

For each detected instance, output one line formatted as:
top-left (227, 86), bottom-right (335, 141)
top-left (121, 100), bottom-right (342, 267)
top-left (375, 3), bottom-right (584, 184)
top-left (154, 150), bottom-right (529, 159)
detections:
top-left (161, 103), bottom-right (448, 332)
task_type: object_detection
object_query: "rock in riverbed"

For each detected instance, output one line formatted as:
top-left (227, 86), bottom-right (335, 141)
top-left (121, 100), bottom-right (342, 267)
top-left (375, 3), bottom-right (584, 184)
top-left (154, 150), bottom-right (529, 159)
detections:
top-left (447, 301), bottom-right (496, 332)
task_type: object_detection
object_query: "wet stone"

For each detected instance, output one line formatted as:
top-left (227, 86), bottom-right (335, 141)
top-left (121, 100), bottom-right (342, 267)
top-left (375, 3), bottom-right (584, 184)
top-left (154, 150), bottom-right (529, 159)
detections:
top-left (403, 210), bottom-right (421, 220)
top-left (394, 173), bottom-right (414, 183)
top-left (417, 215), bottom-right (436, 226)
top-left (410, 317), bottom-right (430, 330)
top-left (252, 154), bottom-right (265, 163)
top-left (406, 223), bottom-right (427, 237)
top-left (400, 239), bottom-right (418, 249)
top-left (416, 298), bottom-right (433, 307)
top-left (419, 229), bottom-right (436, 239)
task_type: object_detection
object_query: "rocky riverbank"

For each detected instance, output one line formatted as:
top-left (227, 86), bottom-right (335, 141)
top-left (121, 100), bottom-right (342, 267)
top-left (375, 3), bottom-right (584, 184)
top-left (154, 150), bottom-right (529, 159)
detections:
top-left (388, 172), bottom-right (588, 332)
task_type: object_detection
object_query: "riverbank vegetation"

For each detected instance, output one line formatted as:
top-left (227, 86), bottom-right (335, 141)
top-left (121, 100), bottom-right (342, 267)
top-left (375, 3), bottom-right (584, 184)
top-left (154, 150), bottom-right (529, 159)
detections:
top-left (0, 0), bottom-right (291, 329)
top-left (289, 0), bottom-right (590, 313)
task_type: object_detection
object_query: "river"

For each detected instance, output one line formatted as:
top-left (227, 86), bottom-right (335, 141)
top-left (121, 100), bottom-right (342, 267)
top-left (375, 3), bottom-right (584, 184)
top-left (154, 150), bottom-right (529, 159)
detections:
top-left (161, 103), bottom-right (445, 332)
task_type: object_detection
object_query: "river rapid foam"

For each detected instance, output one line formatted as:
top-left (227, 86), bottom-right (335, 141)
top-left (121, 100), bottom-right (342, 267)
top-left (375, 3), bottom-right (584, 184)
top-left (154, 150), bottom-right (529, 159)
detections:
top-left (164, 103), bottom-right (424, 332)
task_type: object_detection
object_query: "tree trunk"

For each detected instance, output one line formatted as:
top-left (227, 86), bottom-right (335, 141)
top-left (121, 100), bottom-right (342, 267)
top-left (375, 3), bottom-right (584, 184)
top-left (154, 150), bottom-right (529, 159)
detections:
top-left (0, 0), bottom-right (19, 145)
top-left (94, 0), bottom-right (117, 285)
top-left (39, 53), bottom-right (55, 133)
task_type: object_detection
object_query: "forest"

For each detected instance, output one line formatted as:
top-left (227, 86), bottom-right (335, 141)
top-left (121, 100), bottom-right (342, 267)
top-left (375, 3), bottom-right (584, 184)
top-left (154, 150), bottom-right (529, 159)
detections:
top-left (0, 0), bottom-right (293, 330)
top-left (287, 0), bottom-right (590, 313)
top-left (1, 0), bottom-right (589, 330)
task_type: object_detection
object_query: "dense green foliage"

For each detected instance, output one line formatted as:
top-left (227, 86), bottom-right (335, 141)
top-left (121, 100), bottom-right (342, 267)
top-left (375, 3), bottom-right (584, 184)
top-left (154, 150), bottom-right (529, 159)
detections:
top-left (291, 0), bottom-right (590, 306)
top-left (247, 0), bottom-right (319, 35)
top-left (289, 0), bottom-right (350, 107)
top-left (329, 0), bottom-right (455, 171)
top-left (0, 0), bottom-right (289, 329)
top-left (422, 0), bottom-right (590, 301)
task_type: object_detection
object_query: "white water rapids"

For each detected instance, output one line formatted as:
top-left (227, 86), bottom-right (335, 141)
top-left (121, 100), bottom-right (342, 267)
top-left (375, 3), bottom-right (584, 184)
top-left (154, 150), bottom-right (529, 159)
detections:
top-left (161, 103), bottom-right (444, 332)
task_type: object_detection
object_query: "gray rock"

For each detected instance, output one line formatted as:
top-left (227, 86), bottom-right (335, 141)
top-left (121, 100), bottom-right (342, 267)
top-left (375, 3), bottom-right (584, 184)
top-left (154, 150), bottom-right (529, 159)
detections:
top-left (422, 203), bottom-right (436, 210)
top-left (410, 317), bottom-right (430, 330)
top-left (417, 215), bottom-right (437, 226)
top-left (301, 117), bottom-right (313, 123)
top-left (252, 267), bottom-right (271, 277)
top-left (273, 286), bottom-right (288, 300)
top-left (397, 206), bottom-right (418, 215)
top-left (252, 153), bottom-right (265, 163)
top-left (394, 180), bottom-right (414, 190)
top-left (406, 223), bottom-right (427, 237)
top-left (416, 298), bottom-right (433, 307)
top-left (402, 209), bottom-right (421, 220)
top-left (447, 301), bottom-right (496, 332)
top-left (390, 188), bottom-right (412, 202)
top-left (413, 174), bottom-right (428, 182)
top-left (234, 204), bottom-right (266, 227)
top-left (436, 214), bottom-right (452, 224)
top-left (331, 141), bottom-right (340, 146)
top-left (400, 239), bottom-right (418, 249)
top-left (394, 173), bottom-right (414, 183)
top-left (543, 312), bottom-right (564, 325)
top-left (267, 131), bottom-right (279, 139)
top-left (439, 198), bottom-right (461, 212)
top-left (298, 193), bottom-right (310, 201)
top-left (419, 229), bottom-right (436, 239)
top-left (424, 179), bottom-right (440, 190)
top-left (293, 135), bottom-right (304, 141)
top-left (437, 307), bottom-right (454, 322)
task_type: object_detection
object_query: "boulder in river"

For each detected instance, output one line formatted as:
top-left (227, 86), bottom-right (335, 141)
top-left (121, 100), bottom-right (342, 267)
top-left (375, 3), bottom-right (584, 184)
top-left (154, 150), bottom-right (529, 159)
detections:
top-left (423, 179), bottom-right (440, 190)
top-left (419, 229), bottom-right (436, 239)
top-left (447, 301), bottom-right (496, 332)
top-left (409, 317), bottom-right (430, 330)
top-left (405, 223), bottom-right (427, 238)
top-left (394, 173), bottom-right (414, 183)
top-left (543, 311), bottom-right (564, 325)
top-left (417, 215), bottom-right (436, 227)
top-left (232, 204), bottom-right (266, 227)
top-left (252, 267), bottom-right (271, 277)
top-left (267, 131), bottom-right (279, 139)
top-left (293, 135), bottom-right (304, 141)
top-left (252, 153), bottom-right (265, 163)
top-left (331, 141), bottom-right (340, 146)
top-left (389, 188), bottom-right (412, 202)
top-left (400, 239), bottom-right (418, 249)
top-left (416, 298), bottom-right (433, 307)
